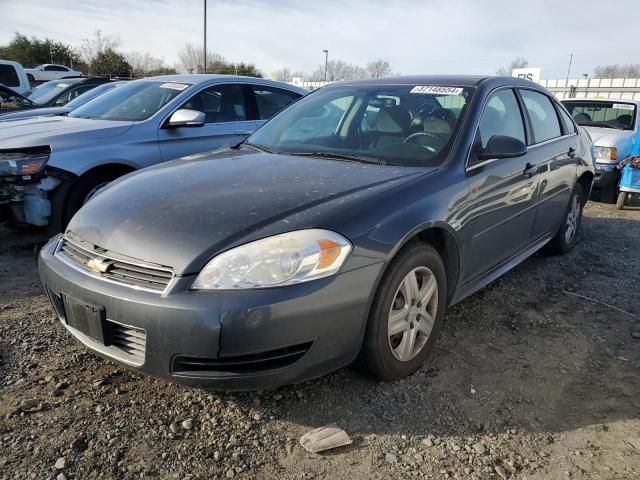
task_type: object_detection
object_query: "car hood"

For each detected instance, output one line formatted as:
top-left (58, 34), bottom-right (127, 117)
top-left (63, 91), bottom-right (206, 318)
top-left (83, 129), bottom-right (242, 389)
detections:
top-left (0, 83), bottom-right (34, 104)
top-left (69, 149), bottom-right (428, 274)
top-left (0, 116), bottom-right (133, 149)
top-left (583, 126), bottom-right (634, 146)
top-left (0, 107), bottom-right (69, 122)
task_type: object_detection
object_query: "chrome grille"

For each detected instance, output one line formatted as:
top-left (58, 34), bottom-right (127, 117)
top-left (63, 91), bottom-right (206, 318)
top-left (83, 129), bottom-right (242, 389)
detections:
top-left (109, 322), bottom-right (146, 363)
top-left (56, 234), bottom-right (174, 293)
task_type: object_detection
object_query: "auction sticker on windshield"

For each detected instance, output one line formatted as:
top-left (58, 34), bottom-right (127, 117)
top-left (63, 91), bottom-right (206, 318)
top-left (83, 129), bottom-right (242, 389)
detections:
top-left (159, 83), bottom-right (189, 91)
top-left (613, 103), bottom-right (635, 110)
top-left (410, 86), bottom-right (464, 95)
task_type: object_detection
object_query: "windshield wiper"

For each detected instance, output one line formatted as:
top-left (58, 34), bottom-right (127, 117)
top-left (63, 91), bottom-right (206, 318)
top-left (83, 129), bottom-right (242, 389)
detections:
top-left (287, 151), bottom-right (386, 165)
top-left (587, 121), bottom-right (623, 129)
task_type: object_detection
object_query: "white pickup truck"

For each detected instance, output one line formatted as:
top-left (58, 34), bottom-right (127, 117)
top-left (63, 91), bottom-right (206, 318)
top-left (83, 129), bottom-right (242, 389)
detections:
top-left (24, 64), bottom-right (83, 84)
top-left (0, 60), bottom-right (32, 95)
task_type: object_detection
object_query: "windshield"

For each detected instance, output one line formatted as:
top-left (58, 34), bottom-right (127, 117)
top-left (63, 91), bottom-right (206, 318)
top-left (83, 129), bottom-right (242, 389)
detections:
top-left (65, 82), bottom-right (121, 109)
top-left (27, 81), bottom-right (76, 105)
top-left (69, 81), bottom-right (191, 121)
top-left (246, 84), bottom-right (473, 166)
top-left (563, 101), bottom-right (636, 130)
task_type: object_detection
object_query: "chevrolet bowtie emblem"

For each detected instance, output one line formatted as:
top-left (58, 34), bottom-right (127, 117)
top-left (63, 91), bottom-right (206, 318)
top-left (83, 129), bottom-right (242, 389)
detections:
top-left (87, 257), bottom-right (110, 274)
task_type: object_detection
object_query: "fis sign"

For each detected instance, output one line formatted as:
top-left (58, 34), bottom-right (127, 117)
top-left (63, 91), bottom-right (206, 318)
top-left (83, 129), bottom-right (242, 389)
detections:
top-left (512, 68), bottom-right (541, 83)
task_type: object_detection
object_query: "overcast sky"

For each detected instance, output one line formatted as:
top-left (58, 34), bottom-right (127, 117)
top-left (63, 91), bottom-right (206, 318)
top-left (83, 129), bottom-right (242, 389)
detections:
top-left (3, 0), bottom-right (640, 78)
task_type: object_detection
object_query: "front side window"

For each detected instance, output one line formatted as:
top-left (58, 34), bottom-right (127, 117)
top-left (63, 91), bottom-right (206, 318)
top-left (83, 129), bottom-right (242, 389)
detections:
top-left (247, 84), bottom-right (473, 167)
top-left (562, 101), bottom-right (636, 130)
top-left (69, 81), bottom-right (191, 121)
top-left (520, 90), bottom-right (561, 143)
top-left (0, 65), bottom-right (20, 87)
top-left (252, 86), bottom-right (301, 119)
top-left (476, 89), bottom-right (526, 149)
top-left (181, 84), bottom-right (248, 123)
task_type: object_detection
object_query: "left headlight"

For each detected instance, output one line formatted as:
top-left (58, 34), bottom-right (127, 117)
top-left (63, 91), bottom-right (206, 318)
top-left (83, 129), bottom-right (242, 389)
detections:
top-left (0, 147), bottom-right (50, 176)
top-left (192, 229), bottom-right (352, 290)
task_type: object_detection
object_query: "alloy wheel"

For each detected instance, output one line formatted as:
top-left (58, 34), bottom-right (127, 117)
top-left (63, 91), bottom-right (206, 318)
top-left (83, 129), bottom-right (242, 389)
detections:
top-left (564, 194), bottom-right (581, 244)
top-left (387, 266), bottom-right (438, 362)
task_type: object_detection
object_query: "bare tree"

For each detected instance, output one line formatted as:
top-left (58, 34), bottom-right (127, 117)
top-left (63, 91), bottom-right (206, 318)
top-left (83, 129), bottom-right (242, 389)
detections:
top-left (366, 60), bottom-right (393, 78)
top-left (593, 63), bottom-right (640, 79)
top-left (79, 30), bottom-right (121, 65)
top-left (496, 57), bottom-right (528, 76)
top-left (177, 43), bottom-right (224, 73)
top-left (125, 51), bottom-right (166, 76)
top-left (273, 67), bottom-right (292, 82)
top-left (309, 60), bottom-right (369, 81)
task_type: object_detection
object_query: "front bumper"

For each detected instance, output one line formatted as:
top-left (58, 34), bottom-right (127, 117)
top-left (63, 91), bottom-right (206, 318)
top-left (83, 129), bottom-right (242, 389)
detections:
top-left (38, 237), bottom-right (382, 390)
top-left (593, 163), bottom-right (619, 190)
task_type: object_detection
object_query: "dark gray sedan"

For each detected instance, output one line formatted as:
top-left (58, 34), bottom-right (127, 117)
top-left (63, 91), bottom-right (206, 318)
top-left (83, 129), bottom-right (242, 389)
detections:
top-left (38, 76), bottom-right (595, 390)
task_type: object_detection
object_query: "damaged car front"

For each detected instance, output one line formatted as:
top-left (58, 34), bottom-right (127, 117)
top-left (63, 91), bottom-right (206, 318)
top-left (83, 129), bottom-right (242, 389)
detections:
top-left (0, 145), bottom-right (55, 226)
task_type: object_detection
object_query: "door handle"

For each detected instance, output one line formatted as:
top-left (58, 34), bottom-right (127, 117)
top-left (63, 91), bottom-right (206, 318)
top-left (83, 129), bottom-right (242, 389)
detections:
top-left (523, 163), bottom-right (539, 177)
top-left (568, 147), bottom-right (576, 158)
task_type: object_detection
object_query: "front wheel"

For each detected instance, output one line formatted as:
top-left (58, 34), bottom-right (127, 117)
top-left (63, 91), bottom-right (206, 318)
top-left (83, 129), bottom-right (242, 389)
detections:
top-left (359, 241), bottom-right (447, 381)
top-left (615, 191), bottom-right (629, 210)
top-left (62, 170), bottom-right (128, 227)
top-left (546, 184), bottom-right (584, 255)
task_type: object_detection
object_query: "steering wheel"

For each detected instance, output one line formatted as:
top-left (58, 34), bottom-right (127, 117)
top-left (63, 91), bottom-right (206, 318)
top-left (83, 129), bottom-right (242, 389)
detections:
top-left (422, 107), bottom-right (457, 128)
top-left (403, 131), bottom-right (447, 153)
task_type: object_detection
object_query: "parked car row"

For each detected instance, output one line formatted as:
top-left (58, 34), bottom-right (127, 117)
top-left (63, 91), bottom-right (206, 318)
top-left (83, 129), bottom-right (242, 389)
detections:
top-left (27, 75), bottom-right (595, 390)
top-left (0, 74), bottom-right (306, 229)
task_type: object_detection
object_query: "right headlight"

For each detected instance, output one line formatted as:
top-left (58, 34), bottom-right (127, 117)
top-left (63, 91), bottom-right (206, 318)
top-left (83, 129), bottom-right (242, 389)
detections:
top-left (0, 147), bottom-right (50, 176)
top-left (192, 229), bottom-right (352, 290)
top-left (593, 146), bottom-right (617, 162)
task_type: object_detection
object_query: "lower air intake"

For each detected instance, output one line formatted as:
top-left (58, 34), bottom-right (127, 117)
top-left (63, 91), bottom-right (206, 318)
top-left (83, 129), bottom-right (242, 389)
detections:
top-left (172, 342), bottom-right (312, 375)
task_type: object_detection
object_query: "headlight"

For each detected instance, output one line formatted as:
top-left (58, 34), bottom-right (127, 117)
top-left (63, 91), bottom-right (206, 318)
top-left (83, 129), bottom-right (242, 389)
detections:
top-left (0, 147), bottom-right (50, 176)
top-left (593, 146), bottom-right (617, 162)
top-left (192, 229), bottom-right (352, 290)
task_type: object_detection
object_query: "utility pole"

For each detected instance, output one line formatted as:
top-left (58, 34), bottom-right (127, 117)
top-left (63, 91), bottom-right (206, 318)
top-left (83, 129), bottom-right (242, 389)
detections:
top-left (203, 0), bottom-right (207, 74)
top-left (565, 53), bottom-right (573, 86)
top-left (323, 49), bottom-right (328, 82)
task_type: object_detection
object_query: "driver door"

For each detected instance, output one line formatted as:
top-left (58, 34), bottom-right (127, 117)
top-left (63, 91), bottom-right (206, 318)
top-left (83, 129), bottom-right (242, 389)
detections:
top-left (157, 83), bottom-right (257, 161)
top-left (461, 88), bottom-right (540, 284)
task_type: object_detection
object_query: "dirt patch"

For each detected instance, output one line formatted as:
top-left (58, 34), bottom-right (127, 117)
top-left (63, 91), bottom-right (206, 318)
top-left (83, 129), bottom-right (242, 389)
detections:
top-left (0, 202), bottom-right (639, 479)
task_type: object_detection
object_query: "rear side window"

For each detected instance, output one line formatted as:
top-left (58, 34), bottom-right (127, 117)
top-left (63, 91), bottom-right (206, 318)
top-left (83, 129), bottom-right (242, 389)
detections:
top-left (0, 65), bottom-right (20, 87)
top-left (182, 84), bottom-right (248, 123)
top-left (252, 86), bottom-right (301, 119)
top-left (477, 89), bottom-right (526, 149)
top-left (520, 90), bottom-right (562, 143)
top-left (557, 105), bottom-right (576, 134)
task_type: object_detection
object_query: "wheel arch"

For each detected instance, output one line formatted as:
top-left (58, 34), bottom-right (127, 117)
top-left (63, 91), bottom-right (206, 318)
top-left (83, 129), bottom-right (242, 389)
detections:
top-left (378, 222), bottom-right (462, 307)
top-left (577, 170), bottom-right (595, 203)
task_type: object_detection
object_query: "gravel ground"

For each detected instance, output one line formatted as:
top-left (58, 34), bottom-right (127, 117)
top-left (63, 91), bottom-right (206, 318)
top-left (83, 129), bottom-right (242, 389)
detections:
top-left (0, 201), bottom-right (639, 480)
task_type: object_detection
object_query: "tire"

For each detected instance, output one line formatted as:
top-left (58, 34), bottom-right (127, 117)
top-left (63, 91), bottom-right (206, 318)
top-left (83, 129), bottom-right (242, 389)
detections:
top-left (359, 241), bottom-right (447, 381)
top-left (62, 170), bottom-right (124, 227)
top-left (615, 191), bottom-right (628, 210)
top-left (546, 184), bottom-right (584, 255)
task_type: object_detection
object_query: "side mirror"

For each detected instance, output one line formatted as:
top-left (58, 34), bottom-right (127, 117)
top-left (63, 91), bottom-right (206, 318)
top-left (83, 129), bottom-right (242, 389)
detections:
top-left (477, 135), bottom-right (527, 160)
top-left (165, 109), bottom-right (205, 128)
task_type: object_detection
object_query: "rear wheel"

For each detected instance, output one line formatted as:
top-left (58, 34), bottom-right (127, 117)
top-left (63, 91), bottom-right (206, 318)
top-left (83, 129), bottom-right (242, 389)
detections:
top-left (546, 184), bottom-right (584, 254)
top-left (615, 191), bottom-right (629, 210)
top-left (359, 241), bottom-right (446, 381)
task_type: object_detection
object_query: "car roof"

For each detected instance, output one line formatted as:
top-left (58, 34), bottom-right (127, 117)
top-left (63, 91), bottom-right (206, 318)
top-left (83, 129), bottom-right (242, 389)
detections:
top-left (138, 74), bottom-right (307, 92)
top-left (331, 75), bottom-right (541, 89)
top-left (562, 97), bottom-right (640, 106)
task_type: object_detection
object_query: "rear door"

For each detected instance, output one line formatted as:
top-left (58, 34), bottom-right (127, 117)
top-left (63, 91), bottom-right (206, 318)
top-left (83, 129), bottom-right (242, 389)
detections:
top-left (462, 88), bottom-right (540, 283)
top-left (157, 83), bottom-right (257, 161)
top-left (519, 89), bottom-right (577, 239)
